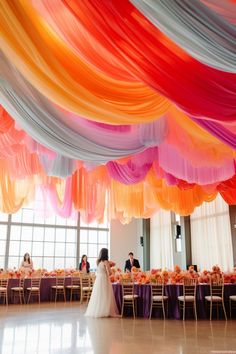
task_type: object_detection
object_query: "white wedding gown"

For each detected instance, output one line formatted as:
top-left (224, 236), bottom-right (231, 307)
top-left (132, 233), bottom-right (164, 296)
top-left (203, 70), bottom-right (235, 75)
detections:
top-left (85, 261), bottom-right (118, 318)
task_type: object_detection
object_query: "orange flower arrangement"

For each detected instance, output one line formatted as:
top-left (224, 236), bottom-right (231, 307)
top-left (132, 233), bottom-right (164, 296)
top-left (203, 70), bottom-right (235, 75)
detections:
top-left (131, 266), bottom-right (139, 273)
top-left (174, 265), bottom-right (181, 274)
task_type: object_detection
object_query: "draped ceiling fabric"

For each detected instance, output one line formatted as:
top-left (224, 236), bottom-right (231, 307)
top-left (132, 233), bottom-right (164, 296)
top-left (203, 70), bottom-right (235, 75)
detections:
top-left (0, 0), bottom-right (236, 224)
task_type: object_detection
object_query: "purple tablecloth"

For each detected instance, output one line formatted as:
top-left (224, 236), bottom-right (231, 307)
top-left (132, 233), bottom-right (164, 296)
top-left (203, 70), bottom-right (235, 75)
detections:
top-left (112, 283), bottom-right (236, 319)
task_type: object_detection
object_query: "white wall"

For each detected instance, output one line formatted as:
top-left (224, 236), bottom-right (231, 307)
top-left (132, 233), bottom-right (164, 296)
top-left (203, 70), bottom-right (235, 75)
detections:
top-left (110, 218), bottom-right (143, 270)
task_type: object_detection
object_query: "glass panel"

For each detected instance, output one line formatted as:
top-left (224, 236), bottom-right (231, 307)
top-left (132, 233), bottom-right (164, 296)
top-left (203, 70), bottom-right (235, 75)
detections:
top-left (66, 243), bottom-right (76, 258)
top-left (9, 241), bottom-right (20, 256)
top-left (88, 230), bottom-right (97, 244)
top-left (66, 229), bottom-right (77, 243)
top-left (32, 242), bottom-right (44, 257)
top-left (33, 227), bottom-right (44, 241)
top-left (98, 244), bottom-right (108, 252)
top-left (54, 257), bottom-right (65, 269)
top-left (20, 241), bottom-right (32, 256)
top-left (44, 228), bottom-right (55, 242)
top-left (89, 258), bottom-right (97, 270)
top-left (0, 240), bottom-right (6, 255)
top-left (0, 256), bottom-right (5, 268)
top-left (66, 217), bottom-right (77, 226)
top-left (44, 214), bottom-right (56, 225)
top-left (43, 257), bottom-right (54, 271)
top-left (80, 230), bottom-right (87, 243)
top-left (8, 256), bottom-right (20, 269)
top-left (88, 244), bottom-right (98, 258)
top-left (33, 257), bottom-right (43, 269)
top-left (33, 212), bottom-right (45, 224)
top-left (22, 209), bottom-right (34, 224)
top-left (44, 242), bottom-right (54, 257)
top-left (98, 231), bottom-right (108, 244)
top-left (21, 226), bottom-right (33, 241)
top-left (79, 244), bottom-right (87, 257)
top-left (55, 243), bottom-right (65, 257)
top-left (55, 228), bottom-right (66, 243)
top-left (0, 213), bottom-right (8, 222)
top-left (0, 225), bottom-right (7, 239)
top-left (10, 225), bottom-right (21, 240)
top-left (55, 216), bottom-right (67, 226)
top-left (0, 256), bottom-right (5, 269)
top-left (65, 257), bottom-right (76, 269)
top-left (80, 219), bottom-right (88, 227)
top-left (11, 210), bottom-right (22, 222)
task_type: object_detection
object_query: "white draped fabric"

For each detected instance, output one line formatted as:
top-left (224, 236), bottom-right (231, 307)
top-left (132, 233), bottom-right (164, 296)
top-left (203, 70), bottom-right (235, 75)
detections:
top-left (190, 195), bottom-right (233, 271)
top-left (131, 0), bottom-right (236, 73)
top-left (150, 210), bottom-right (174, 270)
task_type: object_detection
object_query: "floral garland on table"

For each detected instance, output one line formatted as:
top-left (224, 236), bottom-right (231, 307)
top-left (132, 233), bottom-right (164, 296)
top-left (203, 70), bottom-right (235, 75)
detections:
top-left (109, 265), bottom-right (236, 285)
top-left (1, 264), bottom-right (236, 283)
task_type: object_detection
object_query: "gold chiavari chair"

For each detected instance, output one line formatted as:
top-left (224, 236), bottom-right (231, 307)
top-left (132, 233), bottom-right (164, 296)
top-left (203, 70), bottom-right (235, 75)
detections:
top-left (149, 277), bottom-right (168, 319)
top-left (0, 278), bottom-right (9, 305)
top-left (229, 295), bottom-right (236, 318)
top-left (11, 277), bottom-right (25, 304)
top-left (178, 278), bottom-right (197, 320)
top-left (66, 275), bottom-right (81, 301)
top-left (51, 276), bottom-right (66, 302)
top-left (26, 277), bottom-right (41, 304)
top-left (121, 278), bottom-right (138, 318)
top-left (205, 277), bottom-right (227, 320)
top-left (90, 272), bottom-right (96, 286)
top-left (80, 274), bottom-right (93, 304)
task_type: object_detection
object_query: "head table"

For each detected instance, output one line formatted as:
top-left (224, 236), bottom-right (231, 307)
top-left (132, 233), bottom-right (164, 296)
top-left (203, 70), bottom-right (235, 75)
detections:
top-left (3, 278), bottom-right (236, 319)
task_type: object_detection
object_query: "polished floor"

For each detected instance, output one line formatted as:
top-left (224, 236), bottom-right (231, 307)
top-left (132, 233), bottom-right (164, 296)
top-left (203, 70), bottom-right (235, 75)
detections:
top-left (0, 303), bottom-right (235, 354)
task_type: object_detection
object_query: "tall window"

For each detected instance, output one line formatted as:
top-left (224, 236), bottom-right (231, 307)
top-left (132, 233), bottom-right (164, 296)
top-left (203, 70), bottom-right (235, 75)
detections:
top-left (0, 207), bottom-right (109, 270)
top-left (80, 220), bottom-right (110, 270)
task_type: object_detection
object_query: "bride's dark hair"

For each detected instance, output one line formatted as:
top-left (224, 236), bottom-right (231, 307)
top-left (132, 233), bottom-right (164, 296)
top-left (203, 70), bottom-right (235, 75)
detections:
top-left (97, 248), bottom-right (109, 265)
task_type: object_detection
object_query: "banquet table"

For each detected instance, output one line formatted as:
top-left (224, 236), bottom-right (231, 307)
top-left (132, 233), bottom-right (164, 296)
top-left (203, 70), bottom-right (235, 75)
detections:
top-left (2, 278), bottom-right (236, 319)
top-left (112, 283), bottom-right (236, 319)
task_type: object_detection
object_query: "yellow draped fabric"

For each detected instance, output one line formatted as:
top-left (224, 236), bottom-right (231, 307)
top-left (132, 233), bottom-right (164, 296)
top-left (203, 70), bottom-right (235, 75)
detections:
top-left (0, 0), bottom-right (170, 124)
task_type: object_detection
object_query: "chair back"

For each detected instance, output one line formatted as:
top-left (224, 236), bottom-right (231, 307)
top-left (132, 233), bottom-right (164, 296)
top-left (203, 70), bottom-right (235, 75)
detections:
top-left (80, 274), bottom-right (91, 288)
top-left (56, 277), bottom-right (65, 287)
top-left (210, 276), bottom-right (224, 298)
top-left (0, 278), bottom-right (8, 288)
top-left (183, 278), bottom-right (197, 297)
top-left (90, 273), bottom-right (96, 285)
top-left (121, 278), bottom-right (134, 297)
top-left (150, 276), bottom-right (165, 297)
top-left (71, 275), bottom-right (80, 287)
top-left (30, 277), bottom-right (41, 288)
top-left (19, 277), bottom-right (25, 288)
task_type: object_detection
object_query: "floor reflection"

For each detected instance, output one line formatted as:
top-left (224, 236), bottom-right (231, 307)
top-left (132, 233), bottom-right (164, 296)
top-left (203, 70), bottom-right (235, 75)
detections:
top-left (0, 303), bottom-right (235, 354)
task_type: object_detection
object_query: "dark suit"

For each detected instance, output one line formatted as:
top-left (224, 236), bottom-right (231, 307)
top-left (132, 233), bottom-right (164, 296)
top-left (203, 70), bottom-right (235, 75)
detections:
top-left (124, 258), bottom-right (140, 272)
top-left (79, 261), bottom-right (90, 273)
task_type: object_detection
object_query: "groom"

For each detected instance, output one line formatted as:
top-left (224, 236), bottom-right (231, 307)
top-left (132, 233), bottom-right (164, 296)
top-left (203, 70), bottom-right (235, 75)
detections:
top-left (124, 252), bottom-right (140, 272)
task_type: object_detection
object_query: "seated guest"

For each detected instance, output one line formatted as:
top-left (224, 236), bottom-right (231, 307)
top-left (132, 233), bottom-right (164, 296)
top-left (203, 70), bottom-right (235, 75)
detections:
top-left (124, 252), bottom-right (140, 272)
top-left (20, 253), bottom-right (33, 274)
top-left (79, 255), bottom-right (90, 273)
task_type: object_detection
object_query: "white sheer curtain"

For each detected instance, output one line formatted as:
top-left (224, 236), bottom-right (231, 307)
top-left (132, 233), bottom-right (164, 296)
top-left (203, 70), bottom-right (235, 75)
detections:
top-left (150, 210), bottom-right (173, 269)
top-left (190, 195), bottom-right (233, 271)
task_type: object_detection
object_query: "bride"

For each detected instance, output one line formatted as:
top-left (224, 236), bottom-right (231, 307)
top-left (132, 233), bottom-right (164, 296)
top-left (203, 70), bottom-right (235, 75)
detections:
top-left (85, 248), bottom-right (119, 318)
